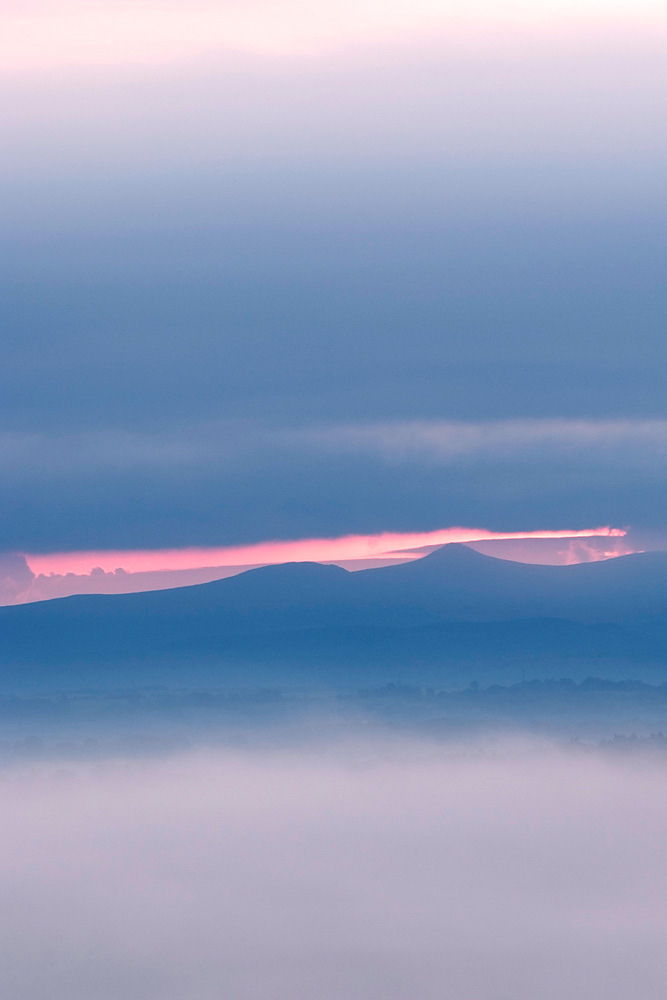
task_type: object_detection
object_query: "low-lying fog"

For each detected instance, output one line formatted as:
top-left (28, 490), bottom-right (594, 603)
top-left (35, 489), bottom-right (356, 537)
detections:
top-left (2, 737), bottom-right (666, 999)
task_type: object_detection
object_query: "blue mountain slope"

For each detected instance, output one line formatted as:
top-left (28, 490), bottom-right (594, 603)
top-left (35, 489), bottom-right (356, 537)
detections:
top-left (349, 545), bottom-right (667, 622)
top-left (1, 545), bottom-right (667, 689)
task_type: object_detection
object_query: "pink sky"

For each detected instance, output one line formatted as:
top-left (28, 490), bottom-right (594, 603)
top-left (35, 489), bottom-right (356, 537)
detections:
top-left (24, 525), bottom-right (625, 576)
top-left (1, 0), bottom-right (664, 75)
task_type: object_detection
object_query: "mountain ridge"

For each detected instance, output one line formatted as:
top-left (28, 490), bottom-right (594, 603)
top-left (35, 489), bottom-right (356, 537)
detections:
top-left (1, 545), bottom-right (667, 691)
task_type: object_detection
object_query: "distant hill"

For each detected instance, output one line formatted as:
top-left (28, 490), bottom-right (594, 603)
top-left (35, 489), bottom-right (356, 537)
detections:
top-left (1, 545), bottom-right (667, 690)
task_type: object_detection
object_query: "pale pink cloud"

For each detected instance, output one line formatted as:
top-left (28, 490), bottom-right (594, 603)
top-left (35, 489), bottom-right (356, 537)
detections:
top-left (468, 535), bottom-right (638, 566)
top-left (1, 0), bottom-right (665, 74)
top-left (24, 525), bottom-right (625, 577)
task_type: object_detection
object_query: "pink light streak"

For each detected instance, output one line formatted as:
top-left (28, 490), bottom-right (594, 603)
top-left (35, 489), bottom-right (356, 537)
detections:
top-left (24, 526), bottom-right (625, 577)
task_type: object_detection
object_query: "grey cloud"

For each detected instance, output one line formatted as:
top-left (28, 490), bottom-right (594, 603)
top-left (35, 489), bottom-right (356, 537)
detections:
top-left (3, 418), bottom-right (667, 549)
top-left (0, 428), bottom-right (214, 476)
top-left (0, 553), bottom-right (35, 604)
top-left (290, 418), bottom-right (667, 465)
top-left (1, 205), bottom-right (665, 444)
top-left (1, 17), bottom-right (666, 553)
top-left (1, 740), bottom-right (667, 999)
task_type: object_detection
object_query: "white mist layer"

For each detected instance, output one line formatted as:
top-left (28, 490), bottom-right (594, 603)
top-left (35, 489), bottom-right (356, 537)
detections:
top-left (2, 740), bottom-right (667, 999)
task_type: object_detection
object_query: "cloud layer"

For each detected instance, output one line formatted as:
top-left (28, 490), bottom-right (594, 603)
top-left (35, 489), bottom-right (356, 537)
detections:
top-left (2, 740), bottom-right (667, 999)
top-left (0, 418), bottom-right (666, 552)
top-left (1, 0), bottom-right (666, 552)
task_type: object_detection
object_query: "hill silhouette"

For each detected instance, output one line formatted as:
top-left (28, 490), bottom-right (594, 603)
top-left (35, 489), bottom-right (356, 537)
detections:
top-left (2, 545), bottom-right (667, 690)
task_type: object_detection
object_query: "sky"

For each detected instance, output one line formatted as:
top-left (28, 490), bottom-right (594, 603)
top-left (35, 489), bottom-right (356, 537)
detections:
top-left (1, 0), bottom-right (666, 594)
top-left (3, 9), bottom-right (667, 993)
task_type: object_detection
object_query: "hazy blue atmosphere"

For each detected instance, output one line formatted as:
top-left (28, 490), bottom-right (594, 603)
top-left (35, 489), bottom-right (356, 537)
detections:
top-left (2, 1), bottom-right (666, 552)
top-left (2, 2), bottom-right (667, 997)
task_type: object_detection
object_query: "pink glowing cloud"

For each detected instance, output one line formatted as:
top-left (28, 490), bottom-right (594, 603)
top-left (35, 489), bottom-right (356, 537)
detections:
top-left (1, 1), bottom-right (665, 74)
top-left (24, 525), bottom-right (625, 577)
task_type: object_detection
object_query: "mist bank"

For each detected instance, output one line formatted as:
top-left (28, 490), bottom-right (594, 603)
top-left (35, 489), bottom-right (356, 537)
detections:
top-left (1, 678), bottom-right (667, 762)
top-left (2, 738), bottom-right (667, 999)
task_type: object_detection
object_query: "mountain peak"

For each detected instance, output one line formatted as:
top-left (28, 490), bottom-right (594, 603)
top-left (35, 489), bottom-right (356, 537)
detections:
top-left (411, 543), bottom-right (490, 565)
top-left (421, 542), bottom-right (483, 557)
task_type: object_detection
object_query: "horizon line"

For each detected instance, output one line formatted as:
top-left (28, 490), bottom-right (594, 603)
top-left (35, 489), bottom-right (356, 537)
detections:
top-left (23, 525), bottom-right (626, 577)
